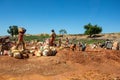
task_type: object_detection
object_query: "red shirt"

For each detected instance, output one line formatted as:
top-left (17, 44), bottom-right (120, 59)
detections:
top-left (18, 32), bottom-right (24, 41)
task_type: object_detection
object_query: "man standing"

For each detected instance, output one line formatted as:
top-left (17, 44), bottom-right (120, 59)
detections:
top-left (15, 27), bottom-right (26, 50)
top-left (50, 29), bottom-right (56, 46)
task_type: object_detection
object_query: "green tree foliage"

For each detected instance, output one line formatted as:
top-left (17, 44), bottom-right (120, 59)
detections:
top-left (7, 25), bottom-right (19, 37)
top-left (59, 29), bottom-right (67, 35)
top-left (84, 23), bottom-right (102, 37)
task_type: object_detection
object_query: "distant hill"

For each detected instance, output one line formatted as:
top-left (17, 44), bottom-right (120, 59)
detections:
top-left (25, 32), bottom-right (120, 41)
top-left (67, 33), bottom-right (120, 40)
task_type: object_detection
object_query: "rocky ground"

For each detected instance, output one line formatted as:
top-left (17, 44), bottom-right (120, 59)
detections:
top-left (0, 46), bottom-right (120, 80)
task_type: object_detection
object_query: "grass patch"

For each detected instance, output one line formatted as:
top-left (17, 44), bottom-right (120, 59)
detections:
top-left (72, 39), bottom-right (105, 44)
top-left (24, 35), bottom-right (49, 41)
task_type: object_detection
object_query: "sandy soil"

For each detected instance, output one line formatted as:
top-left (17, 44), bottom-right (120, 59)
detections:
top-left (0, 47), bottom-right (120, 80)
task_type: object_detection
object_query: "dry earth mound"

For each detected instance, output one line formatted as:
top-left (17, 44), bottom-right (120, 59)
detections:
top-left (0, 47), bottom-right (120, 80)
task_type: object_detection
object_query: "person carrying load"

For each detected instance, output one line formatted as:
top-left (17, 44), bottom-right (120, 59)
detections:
top-left (15, 27), bottom-right (26, 50)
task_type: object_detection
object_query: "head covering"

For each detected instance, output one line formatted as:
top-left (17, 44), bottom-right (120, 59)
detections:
top-left (51, 29), bottom-right (54, 32)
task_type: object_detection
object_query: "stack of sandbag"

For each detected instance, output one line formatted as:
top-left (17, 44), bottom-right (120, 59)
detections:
top-left (42, 45), bottom-right (51, 56)
top-left (40, 45), bottom-right (57, 56)
top-left (30, 46), bottom-right (36, 55)
top-left (0, 36), bottom-right (11, 55)
top-left (58, 46), bottom-right (64, 50)
top-left (29, 46), bottom-right (42, 57)
top-left (34, 50), bottom-right (42, 57)
top-left (9, 48), bottom-right (30, 59)
top-left (44, 39), bottom-right (50, 46)
top-left (112, 41), bottom-right (119, 50)
top-left (21, 50), bottom-right (30, 58)
top-left (30, 45), bottom-right (57, 57)
top-left (105, 41), bottom-right (113, 49)
top-left (49, 46), bottom-right (57, 56)
top-left (11, 49), bottom-right (23, 59)
top-left (3, 50), bottom-right (11, 55)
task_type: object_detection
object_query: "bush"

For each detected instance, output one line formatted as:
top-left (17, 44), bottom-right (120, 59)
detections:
top-left (24, 35), bottom-right (49, 41)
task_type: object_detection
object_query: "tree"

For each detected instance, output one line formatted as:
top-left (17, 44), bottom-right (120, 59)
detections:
top-left (84, 23), bottom-right (102, 37)
top-left (7, 25), bottom-right (19, 37)
top-left (59, 29), bottom-right (67, 35)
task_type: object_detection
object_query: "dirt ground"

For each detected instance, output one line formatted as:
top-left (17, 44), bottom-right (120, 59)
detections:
top-left (0, 47), bottom-right (120, 80)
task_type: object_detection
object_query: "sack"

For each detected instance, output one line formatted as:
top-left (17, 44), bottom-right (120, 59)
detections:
top-left (22, 53), bottom-right (29, 58)
top-left (106, 42), bottom-right (112, 49)
top-left (42, 49), bottom-right (50, 56)
top-left (82, 44), bottom-right (86, 51)
top-left (49, 47), bottom-right (57, 56)
top-left (50, 50), bottom-right (57, 56)
top-left (112, 41), bottom-right (119, 50)
top-left (14, 52), bottom-right (23, 59)
top-left (18, 27), bottom-right (26, 33)
top-left (35, 51), bottom-right (42, 57)
top-left (11, 50), bottom-right (22, 59)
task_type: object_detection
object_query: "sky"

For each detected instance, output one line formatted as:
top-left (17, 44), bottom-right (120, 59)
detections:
top-left (0, 0), bottom-right (120, 36)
